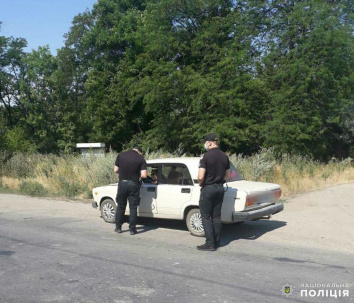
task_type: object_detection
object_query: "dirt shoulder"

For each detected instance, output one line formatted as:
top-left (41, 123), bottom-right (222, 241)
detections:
top-left (254, 182), bottom-right (354, 254)
top-left (1, 183), bottom-right (353, 254)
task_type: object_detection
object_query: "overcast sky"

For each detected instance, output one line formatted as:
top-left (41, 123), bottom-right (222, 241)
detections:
top-left (0, 0), bottom-right (97, 54)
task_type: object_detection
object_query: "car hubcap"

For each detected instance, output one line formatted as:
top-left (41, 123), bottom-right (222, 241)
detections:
top-left (190, 213), bottom-right (204, 233)
top-left (103, 204), bottom-right (115, 220)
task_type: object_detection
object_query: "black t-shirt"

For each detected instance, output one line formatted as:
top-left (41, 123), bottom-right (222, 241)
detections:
top-left (115, 150), bottom-right (147, 183)
top-left (199, 148), bottom-right (230, 186)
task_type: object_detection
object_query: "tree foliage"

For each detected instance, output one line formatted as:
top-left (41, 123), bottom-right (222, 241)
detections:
top-left (0, 0), bottom-right (353, 159)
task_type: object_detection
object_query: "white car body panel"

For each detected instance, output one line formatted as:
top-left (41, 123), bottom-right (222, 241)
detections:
top-left (92, 157), bottom-right (283, 224)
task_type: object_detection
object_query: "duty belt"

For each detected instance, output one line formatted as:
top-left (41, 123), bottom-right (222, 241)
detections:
top-left (205, 183), bottom-right (224, 187)
top-left (120, 180), bottom-right (138, 183)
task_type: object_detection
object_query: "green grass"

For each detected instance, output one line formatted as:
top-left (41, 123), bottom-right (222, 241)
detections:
top-left (0, 149), bottom-right (353, 199)
top-left (19, 181), bottom-right (48, 197)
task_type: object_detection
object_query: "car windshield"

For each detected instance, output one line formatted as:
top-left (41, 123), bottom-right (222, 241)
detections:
top-left (226, 163), bottom-right (244, 182)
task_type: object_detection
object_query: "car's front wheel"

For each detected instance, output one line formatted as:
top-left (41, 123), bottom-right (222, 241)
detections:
top-left (186, 208), bottom-right (205, 237)
top-left (100, 198), bottom-right (116, 223)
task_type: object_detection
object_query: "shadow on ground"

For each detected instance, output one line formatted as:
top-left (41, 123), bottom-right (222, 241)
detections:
top-left (133, 216), bottom-right (287, 247)
top-left (135, 217), bottom-right (186, 234)
top-left (219, 220), bottom-right (287, 247)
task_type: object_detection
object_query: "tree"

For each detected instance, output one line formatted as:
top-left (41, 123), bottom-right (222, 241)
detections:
top-left (0, 34), bottom-right (28, 128)
top-left (119, 0), bottom-right (268, 154)
top-left (66, 0), bottom-right (149, 150)
top-left (256, 0), bottom-right (354, 159)
top-left (1, 1), bottom-right (353, 158)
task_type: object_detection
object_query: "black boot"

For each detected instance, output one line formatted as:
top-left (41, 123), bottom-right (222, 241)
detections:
top-left (114, 225), bottom-right (122, 233)
top-left (197, 243), bottom-right (216, 251)
top-left (130, 227), bottom-right (137, 235)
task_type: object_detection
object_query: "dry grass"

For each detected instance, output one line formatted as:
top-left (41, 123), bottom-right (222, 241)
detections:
top-left (0, 149), bottom-right (353, 199)
top-left (227, 151), bottom-right (353, 198)
top-left (268, 163), bottom-right (354, 197)
top-left (1, 176), bottom-right (22, 190)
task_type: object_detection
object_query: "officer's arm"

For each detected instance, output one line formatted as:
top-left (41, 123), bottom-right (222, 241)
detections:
top-left (198, 168), bottom-right (206, 187)
top-left (140, 169), bottom-right (148, 179)
top-left (224, 169), bottom-right (230, 181)
top-left (114, 165), bottom-right (119, 174)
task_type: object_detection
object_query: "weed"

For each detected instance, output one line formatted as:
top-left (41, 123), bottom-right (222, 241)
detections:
top-left (0, 149), bottom-right (353, 199)
top-left (53, 175), bottom-right (87, 198)
top-left (19, 181), bottom-right (48, 197)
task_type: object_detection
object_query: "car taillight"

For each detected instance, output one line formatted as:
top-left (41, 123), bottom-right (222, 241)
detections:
top-left (273, 189), bottom-right (281, 199)
top-left (246, 196), bottom-right (256, 207)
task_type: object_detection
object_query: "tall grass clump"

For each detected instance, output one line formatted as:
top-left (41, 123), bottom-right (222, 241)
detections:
top-left (0, 149), bottom-right (353, 199)
top-left (0, 152), bottom-right (120, 199)
top-left (0, 152), bottom-right (44, 178)
top-left (35, 153), bottom-right (120, 199)
top-left (19, 181), bottom-right (48, 197)
top-left (229, 148), bottom-right (277, 182)
top-left (229, 149), bottom-right (354, 197)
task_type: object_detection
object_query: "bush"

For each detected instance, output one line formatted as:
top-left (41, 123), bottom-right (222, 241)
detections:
top-left (84, 152), bottom-right (118, 188)
top-left (229, 148), bottom-right (276, 181)
top-left (1, 153), bottom-right (43, 178)
top-left (0, 180), bottom-right (12, 193)
top-left (4, 126), bottom-right (37, 153)
top-left (19, 181), bottom-right (48, 197)
top-left (0, 149), bottom-right (353, 199)
top-left (53, 175), bottom-right (87, 198)
top-left (0, 150), bottom-right (12, 175)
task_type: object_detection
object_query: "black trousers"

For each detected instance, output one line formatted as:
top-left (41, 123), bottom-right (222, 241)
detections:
top-left (199, 184), bottom-right (225, 247)
top-left (115, 180), bottom-right (140, 229)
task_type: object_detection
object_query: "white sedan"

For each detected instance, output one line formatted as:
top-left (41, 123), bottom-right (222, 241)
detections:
top-left (92, 157), bottom-right (283, 236)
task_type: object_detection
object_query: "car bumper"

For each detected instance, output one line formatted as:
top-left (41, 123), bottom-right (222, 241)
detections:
top-left (232, 203), bottom-right (283, 222)
top-left (92, 201), bottom-right (98, 209)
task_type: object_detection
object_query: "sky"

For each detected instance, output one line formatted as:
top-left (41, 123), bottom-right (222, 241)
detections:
top-left (0, 0), bottom-right (97, 54)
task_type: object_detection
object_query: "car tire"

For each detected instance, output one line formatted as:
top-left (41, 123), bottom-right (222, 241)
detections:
top-left (100, 199), bottom-right (117, 223)
top-left (186, 208), bottom-right (205, 237)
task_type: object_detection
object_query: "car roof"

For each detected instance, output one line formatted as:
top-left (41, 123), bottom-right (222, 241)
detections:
top-left (146, 157), bottom-right (201, 164)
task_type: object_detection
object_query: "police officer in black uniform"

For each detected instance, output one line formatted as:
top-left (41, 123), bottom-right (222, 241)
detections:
top-left (114, 146), bottom-right (147, 235)
top-left (197, 134), bottom-right (230, 251)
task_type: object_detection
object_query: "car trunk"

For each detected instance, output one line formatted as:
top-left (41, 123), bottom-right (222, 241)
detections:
top-left (227, 180), bottom-right (280, 193)
top-left (227, 180), bottom-right (281, 210)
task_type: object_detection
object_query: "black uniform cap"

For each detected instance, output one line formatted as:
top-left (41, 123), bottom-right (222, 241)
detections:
top-left (133, 145), bottom-right (143, 153)
top-left (201, 133), bottom-right (218, 142)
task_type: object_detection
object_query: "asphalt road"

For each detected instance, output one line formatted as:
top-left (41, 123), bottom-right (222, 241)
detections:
top-left (0, 183), bottom-right (353, 303)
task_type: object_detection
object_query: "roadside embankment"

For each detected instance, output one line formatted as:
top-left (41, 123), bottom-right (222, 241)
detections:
top-left (0, 149), bottom-right (353, 200)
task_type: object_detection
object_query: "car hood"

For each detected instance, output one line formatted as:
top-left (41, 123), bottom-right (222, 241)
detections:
top-left (227, 180), bottom-right (280, 194)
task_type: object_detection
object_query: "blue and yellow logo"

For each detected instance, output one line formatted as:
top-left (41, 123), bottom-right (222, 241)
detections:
top-left (281, 284), bottom-right (294, 297)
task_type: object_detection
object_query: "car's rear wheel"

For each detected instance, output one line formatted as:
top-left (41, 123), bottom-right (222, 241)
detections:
top-left (186, 208), bottom-right (205, 237)
top-left (101, 199), bottom-right (116, 223)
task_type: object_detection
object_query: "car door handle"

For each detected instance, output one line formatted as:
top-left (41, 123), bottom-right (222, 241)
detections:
top-left (181, 188), bottom-right (190, 193)
top-left (147, 187), bottom-right (156, 192)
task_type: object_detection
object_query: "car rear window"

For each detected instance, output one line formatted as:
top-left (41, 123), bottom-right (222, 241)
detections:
top-left (226, 163), bottom-right (244, 182)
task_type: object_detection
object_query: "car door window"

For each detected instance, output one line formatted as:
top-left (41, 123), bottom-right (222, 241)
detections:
top-left (161, 164), bottom-right (193, 186)
top-left (143, 165), bottom-right (159, 184)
